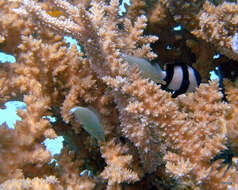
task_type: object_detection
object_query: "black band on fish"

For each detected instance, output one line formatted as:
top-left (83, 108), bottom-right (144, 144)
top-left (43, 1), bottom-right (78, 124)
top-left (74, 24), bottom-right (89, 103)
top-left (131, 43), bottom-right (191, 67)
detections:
top-left (161, 63), bottom-right (201, 98)
top-left (193, 67), bottom-right (201, 87)
top-left (163, 64), bottom-right (174, 87)
top-left (172, 64), bottom-right (189, 98)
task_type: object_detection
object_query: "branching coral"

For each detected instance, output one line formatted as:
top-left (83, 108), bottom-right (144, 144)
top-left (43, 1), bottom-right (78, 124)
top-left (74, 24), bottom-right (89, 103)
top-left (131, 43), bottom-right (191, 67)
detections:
top-left (157, 0), bottom-right (238, 61)
top-left (54, 148), bottom-right (96, 189)
top-left (100, 139), bottom-right (139, 190)
top-left (224, 80), bottom-right (238, 154)
top-left (1, 0), bottom-right (238, 189)
top-left (0, 176), bottom-right (63, 190)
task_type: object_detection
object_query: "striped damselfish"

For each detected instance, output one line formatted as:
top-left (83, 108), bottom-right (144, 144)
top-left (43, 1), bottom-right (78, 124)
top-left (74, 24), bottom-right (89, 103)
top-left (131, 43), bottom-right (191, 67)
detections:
top-left (121, 53), bottom-right (201, 98)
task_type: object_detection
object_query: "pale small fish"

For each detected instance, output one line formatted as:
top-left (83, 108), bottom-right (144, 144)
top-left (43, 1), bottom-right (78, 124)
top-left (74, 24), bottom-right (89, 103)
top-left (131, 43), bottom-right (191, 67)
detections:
top-left (121, 53), bottom-right (201, 97)
top-left (70, 106), bottom-right (105, 143)
top-left (120, 53), bottom-right (166, 85)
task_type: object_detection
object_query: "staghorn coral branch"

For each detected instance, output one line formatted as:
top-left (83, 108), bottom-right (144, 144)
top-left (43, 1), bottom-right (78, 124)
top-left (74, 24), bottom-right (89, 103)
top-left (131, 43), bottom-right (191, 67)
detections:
top-left (0, 176), bottom-right (63, 190)
top-left (100, 139), bottom-right (139, 188)
top-left (22, 0), bottom-right (84, 36)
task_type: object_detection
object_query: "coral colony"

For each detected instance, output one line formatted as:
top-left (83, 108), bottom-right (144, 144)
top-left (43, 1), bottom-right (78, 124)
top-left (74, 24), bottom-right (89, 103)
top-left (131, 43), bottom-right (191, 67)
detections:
top-left (1, 0), bottom-right (238, 189)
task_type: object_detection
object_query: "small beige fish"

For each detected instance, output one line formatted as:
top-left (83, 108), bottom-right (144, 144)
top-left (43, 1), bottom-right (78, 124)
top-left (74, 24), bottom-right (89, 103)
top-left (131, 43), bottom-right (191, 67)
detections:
top-left (70, 106), bottom-right (105, 143)
top-left (120, 53), bottom-right (166, 85)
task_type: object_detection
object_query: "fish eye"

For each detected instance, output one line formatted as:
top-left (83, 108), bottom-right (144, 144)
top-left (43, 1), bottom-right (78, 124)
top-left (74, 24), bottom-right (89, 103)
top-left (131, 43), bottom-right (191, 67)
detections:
top-left (166, 45), bottom-right (172, 50)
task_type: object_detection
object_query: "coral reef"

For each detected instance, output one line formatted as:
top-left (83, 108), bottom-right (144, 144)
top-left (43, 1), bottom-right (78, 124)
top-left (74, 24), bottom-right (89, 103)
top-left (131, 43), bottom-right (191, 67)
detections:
top-left (0, 0), bottom-right (238, 189)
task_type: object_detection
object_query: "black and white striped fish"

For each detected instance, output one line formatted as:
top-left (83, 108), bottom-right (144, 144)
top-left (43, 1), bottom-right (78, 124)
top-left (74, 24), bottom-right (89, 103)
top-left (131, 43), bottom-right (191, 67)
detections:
top-left (121, 53), bottom-right (201, 98)
top-left (161, 63), bottom-right (201, 97)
